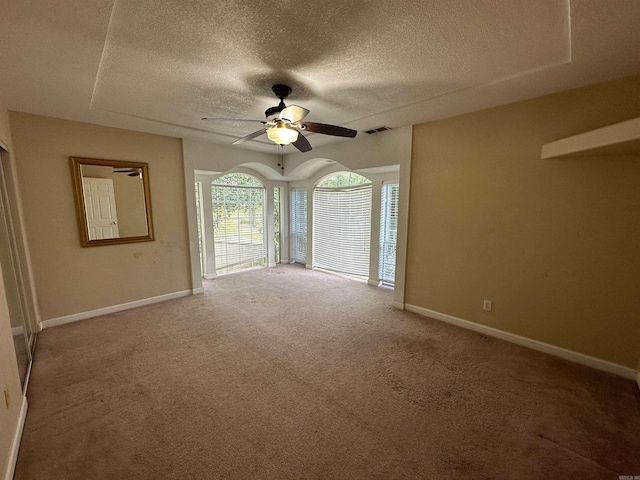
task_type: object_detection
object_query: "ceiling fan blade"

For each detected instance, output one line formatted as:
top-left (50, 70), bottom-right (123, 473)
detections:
top-left (202, 117), bottom-right (266, 124)
top-left (279, 105), bottom-right (309, 123)
top-left (292, 132), bottom-right (312, 153)
top-left (232, 129), bottom-right (267, 145)
top-left (299, 122), bottom-right (357, 138)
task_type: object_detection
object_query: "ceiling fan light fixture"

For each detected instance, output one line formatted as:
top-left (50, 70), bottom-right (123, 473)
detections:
top-left (267, 122), bottom-right (299, 145)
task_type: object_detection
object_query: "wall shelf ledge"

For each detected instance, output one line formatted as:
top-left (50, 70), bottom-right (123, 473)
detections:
top-left (541, 116), bottom-right (640, 159)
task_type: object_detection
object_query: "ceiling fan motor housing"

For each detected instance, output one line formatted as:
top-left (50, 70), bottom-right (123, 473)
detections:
top-left (271, 84), bottom-right (291, 100)
top-left (265, 84), bottom-right (293, 120)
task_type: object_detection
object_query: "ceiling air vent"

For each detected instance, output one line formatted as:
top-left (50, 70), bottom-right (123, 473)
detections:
top-left (364, 126), bottom-right (392, 134)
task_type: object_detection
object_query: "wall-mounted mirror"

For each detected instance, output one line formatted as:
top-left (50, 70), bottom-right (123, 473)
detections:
top-left (70, 157), bottom-right (154, 247)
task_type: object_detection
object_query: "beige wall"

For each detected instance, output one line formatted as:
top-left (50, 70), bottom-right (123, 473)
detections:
top-left (407, 75), bottom-right (640, 369)
top-left (111, 174), bottom-right (148, 237)
top-left (9, 112), bottom-right (191, 320)
top-left (0, 102), bottom-right (23, 479)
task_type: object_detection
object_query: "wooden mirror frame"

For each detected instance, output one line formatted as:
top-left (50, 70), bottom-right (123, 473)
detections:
top-left (70, 157), bottom-right (154, 247)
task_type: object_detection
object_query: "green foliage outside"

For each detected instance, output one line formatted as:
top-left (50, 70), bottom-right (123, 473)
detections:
top-left (212, 173), bottom-right (262, 187)
top-left (316, 172), bottom-right (371, 188)
top-left (211, 174), bottom-right (265, 239)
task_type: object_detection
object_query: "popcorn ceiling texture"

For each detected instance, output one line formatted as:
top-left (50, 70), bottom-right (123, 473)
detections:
top-left (15, 266), bottom-right (640, 479)
top-left (92, 0), bottom-right (569, 134)
top-left (3, 1), bottom-right (640, 151)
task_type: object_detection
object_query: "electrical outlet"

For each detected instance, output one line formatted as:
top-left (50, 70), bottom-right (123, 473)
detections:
top-left (483, 299), bottom-right (492, 312)
top-left (4, 387), bottom-right (9, 409)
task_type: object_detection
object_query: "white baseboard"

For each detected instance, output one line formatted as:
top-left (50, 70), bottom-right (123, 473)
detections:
top-left (22, 354), bottom-right (33, 395)
top-left (368, 279), bottom-right (380, 286)
top-left (10, 326), bottom-right (23, 336)
top-left (4, 396), bottom-right (27, 480)
top-left (203, 273), bottom-right (217, 280)
top-left (305, 264), bottom-right (312, 269)
top-left (405, 304), bottom-right (637, 381)
top-left (192, 287), bottom-right (205, 295)
top-left (268, 262), bottom-right (277, 268)
top-left (40, 289), bottom-right (193, 330)
top-left (391, 301), bottom-right (405, 310)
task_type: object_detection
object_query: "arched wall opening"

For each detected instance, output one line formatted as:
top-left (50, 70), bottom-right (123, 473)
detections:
top-left (183, 127), bottom-right (411, 304)
top-left (289, 162), bottom-right (400, 287)
top-left (194, 167), bottom-right (288, 279)
top-left (193, 161), bottom-right (400, 288)
top-left (187, 150), bottom-right (405, 304)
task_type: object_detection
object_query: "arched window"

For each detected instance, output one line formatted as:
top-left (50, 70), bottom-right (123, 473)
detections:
top-left (211, 173), bottom-right (266, 274)
top-left (316, 172), bottom-right (371, 188)
top-left (313, 172), bottom-right (372, 278)
top-left (212, 173), bottom-right (263, 187)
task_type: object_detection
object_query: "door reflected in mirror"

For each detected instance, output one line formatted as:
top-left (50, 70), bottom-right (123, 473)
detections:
top-left (70, 157), bottom-right (154, 246)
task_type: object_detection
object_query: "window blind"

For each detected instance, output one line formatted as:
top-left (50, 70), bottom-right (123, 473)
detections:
top-left (313, 184), bottom-right (372, 278)
top-left (274, 187), bottom-right (281, 264)
top-left (379, 183), bottom-right (399, 284)
top-left (212, 184), bottom-right (266, 273)
top-left (290, 187), bottom-right (307, 263)
top-left (195, 182), bottom-right (203, 276)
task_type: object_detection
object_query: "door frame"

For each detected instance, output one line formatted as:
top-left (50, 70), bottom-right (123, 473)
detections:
top-left (0, 143), bottom-right (37, 392)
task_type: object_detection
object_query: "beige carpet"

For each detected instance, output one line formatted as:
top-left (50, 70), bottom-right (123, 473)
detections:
top-left (15, 265), bottom-right (640, 479)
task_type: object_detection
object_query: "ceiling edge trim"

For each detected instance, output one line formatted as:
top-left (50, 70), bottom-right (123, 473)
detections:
top-left (90, 0), bottom-right (118, 110)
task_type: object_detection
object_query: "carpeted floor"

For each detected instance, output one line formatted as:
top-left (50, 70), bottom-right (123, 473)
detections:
top-left (15, 265), bottom-right (640, 479)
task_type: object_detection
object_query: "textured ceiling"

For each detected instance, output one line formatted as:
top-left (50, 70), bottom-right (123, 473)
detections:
top-left (1, 1), bottom-right (640, 153)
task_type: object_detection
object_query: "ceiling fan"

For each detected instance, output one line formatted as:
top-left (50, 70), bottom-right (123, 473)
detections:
top-left (202, 84), bottom-right (357, 152)
top-left (113, 168), bottom-right (142, 178)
